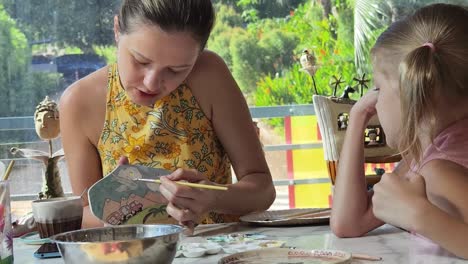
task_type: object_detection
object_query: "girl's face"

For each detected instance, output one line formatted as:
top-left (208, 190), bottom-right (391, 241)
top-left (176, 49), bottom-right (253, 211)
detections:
top-left (115, 23), bottom-right (200, 107)
top-left (373, 54), bottom-right (402, 149)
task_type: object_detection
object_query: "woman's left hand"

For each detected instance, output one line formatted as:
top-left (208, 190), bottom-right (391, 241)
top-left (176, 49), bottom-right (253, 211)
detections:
top-left (372, 172), bottom-right (428, 231)
top-left (159, 168), bottom-right (220, 227)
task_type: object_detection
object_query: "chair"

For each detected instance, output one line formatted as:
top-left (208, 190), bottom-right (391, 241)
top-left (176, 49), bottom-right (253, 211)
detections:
top-left (312, 95), bottom-right (401, 186)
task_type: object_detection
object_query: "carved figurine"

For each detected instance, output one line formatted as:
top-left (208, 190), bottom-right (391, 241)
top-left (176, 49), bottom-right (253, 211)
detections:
top-left (367, 128), bottom-right (378, 145)
top-left (11, 96), bottom-right (64, 199)
top-left (338, 114), bottom-right (349, 130)
top-left (299, 49), bottom-right (319, 95)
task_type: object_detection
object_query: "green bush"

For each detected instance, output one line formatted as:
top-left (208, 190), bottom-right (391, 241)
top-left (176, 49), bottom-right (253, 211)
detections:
top-left (258, 29), bottom-right (298, 77)
top-left (255, 64), bottom-right (311, 106)
top-left (14, 72), bottom-right (62, 116)
top-left (94, 45), bottom-right (116, 64)
top-left (230, 32), bottom-right (264, 94)
top-left (0, 4), bottom-right (29, 116)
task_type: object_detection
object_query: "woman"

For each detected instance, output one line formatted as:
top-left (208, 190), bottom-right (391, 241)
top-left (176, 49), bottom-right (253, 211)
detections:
top-left (59, 0), bottom-right (275, 229)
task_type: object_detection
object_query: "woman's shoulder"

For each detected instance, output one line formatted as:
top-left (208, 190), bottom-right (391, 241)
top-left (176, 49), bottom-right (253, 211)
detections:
top-left (188, 50), bottom-right (232, 89)
top-left (59, 65), bottom-right (109, 116)
top-left (186, 50), bottom-right (240, 119)
top-left (193, 50), bottom-right (226, 70)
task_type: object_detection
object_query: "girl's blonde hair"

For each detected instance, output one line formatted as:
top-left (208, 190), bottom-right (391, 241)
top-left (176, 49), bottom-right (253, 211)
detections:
top-left (371, 4), bottom-right (468, 163)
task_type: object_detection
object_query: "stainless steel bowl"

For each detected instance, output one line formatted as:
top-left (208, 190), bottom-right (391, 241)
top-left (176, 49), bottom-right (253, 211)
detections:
top-left (50, 224), bottom-right (183, 264)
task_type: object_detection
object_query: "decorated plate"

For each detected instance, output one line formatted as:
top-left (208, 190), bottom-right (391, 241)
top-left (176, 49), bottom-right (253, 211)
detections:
top-left (219, 248), bottom-right (352, 264)
top-left (240, 208), bottom-right (330, 226)
top-left (88, 165), bottom-right (174, 225)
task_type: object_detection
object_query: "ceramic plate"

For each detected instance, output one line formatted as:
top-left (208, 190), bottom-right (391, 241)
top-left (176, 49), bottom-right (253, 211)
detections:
top-left (240, 208), bottom-right (330, 226)
top-left (218, 248), bottom-right (351, 264)
top-left (88, 165), bottom-right (174, 225)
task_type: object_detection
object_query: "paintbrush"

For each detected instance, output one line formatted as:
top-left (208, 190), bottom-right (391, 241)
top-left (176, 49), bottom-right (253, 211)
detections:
top-left (135, 178), bottom-right (228, 191)
top-left (2, 160), bottom-right (15, 181)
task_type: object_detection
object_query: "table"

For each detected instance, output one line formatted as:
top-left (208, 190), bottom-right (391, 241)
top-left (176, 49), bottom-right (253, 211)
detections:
top-left (13, 223), bottom-right (466, 264)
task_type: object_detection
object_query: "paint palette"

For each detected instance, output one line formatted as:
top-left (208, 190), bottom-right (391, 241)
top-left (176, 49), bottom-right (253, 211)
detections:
top-left (87, 165), bottom-right (174, 225)
top-left (176, 233), bottom-right (286, 258)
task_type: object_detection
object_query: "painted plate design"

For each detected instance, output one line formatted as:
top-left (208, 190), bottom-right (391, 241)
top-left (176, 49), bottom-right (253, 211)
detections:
top-left (88, 165), bottom-right (174, 225)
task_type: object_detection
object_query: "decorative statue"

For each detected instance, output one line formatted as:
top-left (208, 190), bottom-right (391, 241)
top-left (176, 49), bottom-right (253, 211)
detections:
top-left (299, 49), bottom-right (319, 95)
top-left (10, 96), bottom-right (64, 199)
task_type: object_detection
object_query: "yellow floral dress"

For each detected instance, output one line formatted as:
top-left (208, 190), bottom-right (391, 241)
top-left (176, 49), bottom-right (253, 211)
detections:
top-left (97, 64), bottom-right (238, 224)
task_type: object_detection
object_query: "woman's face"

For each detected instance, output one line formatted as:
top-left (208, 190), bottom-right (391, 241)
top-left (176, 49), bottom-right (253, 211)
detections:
top-left (373, 53), bottom-right (402, 149)
top-left (116, 24), bottom-right (200, 107)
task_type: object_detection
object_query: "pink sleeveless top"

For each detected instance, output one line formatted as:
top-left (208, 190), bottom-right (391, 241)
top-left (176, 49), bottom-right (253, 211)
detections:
top-left (412, 118), bottom-right (468, 172)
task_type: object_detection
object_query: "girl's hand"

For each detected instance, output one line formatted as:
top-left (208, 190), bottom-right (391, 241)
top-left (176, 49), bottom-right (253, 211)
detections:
top-left (350, 88), bottom-right (379, 123)
top-left (372, 172), bottom-right (428, 231)
top-left (159, 168), bottom-right (220, 227)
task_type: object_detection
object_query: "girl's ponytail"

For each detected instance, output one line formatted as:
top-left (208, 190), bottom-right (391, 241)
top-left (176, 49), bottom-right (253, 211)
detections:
top-left (398, 43), bottom-right (442, 162)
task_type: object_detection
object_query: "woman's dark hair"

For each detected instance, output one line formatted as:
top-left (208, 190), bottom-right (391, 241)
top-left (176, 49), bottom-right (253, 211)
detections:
top-left (118, 0), bottom-right (215, 49)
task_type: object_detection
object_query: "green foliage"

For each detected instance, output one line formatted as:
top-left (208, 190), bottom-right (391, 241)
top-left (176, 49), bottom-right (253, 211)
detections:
top-left (93, 45), bottom-right (116, 64)
top-left (0, 4), bottom-right (63, 119)
top-left (63, 46), bottom-right (82, 54)
top-left (1, 0), bottom-right (118, 52)
top-left (230, 32), bottom-right (263, 94)
top-left (14, 72), bottom-right (62, 116)
top-left (253, 1), bottom-right (361, 105)
top-left (237, 0), bottom-right (307, 19)
top-left (208, 26), bottom-right (243, 70)
top-left (255, 64), bottom-right (312, 106)
top-left (258, 29), bottom-right (298, 76)
top-left (0, 4), bottom-right (29, 116)
top-left (214, 3), bottom-right (244, 28)
top-left (208, 4), bottom-right (245, 71)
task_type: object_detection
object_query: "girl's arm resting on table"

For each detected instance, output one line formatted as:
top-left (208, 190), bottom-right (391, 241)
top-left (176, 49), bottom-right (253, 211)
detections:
top-left (413, 160), bottom-right (468, 259)
top-left (413, 201), bottom-right (468, 259)
top-left (331, 115), bottom-right (384, 237)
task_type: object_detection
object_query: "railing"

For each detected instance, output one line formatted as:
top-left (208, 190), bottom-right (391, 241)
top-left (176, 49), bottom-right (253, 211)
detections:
top-left (0, 104), bottom-right (329, 203)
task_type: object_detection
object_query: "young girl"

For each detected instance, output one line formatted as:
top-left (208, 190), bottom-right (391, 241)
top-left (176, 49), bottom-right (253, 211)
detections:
top-left (331, 3), bottom-right (468, 258)
top-left (59, 0), bottom-right (275, 229)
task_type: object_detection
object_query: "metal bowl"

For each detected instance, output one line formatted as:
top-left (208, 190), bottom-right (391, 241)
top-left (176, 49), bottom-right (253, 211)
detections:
top-left (50, 224), bottom-right (183, 264)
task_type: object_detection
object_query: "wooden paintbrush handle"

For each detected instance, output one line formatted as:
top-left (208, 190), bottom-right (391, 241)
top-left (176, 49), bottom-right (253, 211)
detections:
top-left (282, 208), bottom-right (331, 220)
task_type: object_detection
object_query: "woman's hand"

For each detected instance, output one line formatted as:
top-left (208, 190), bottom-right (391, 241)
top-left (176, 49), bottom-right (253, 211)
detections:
top-left (372, 172), bottom-right (428, 231)
top-left (350, 88), bottom-right (379, 123)
top-left (118, 156), bottom-right (129, 165)
top-left (159, 168), bottom-right (220, 227)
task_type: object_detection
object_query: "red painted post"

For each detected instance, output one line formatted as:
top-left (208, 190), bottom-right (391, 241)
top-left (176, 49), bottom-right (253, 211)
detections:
top-left (284, 116), bottom-right (295, 208)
